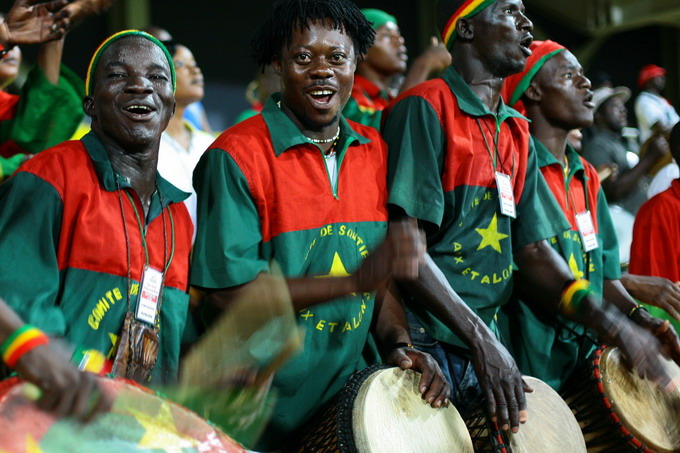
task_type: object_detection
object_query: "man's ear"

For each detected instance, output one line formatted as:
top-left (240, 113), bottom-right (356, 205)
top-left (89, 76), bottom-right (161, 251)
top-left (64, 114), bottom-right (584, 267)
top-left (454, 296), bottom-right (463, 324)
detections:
top-left (456, 17), bottom-right (474, 40)
top-left (525, 82), bottom-right (542, 103)
top-left (83, 96), bottom-right (95, 117)
top-left (271, 55), bottom-right (282, 76)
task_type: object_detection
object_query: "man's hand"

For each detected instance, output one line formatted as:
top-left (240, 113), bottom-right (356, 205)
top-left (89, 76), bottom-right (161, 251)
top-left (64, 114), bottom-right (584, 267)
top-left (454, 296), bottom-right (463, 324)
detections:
top-left (621, 274), bottom-right (680, 322)
top-left (414, 37), bottom-right (451, 74)
top-left (62, 0), bottom-right (116, 28)
top-left (629, 307), bottom-right (680, 366)
top-left (386, 346), bottom-right (450, 408)
top-left (14, 343), bottom-right (111, 421)
top-left (3, 0), bottom-right (70, 46)
top-left (470, 335), bottom-right (531, 433)
top-left (351, 219), bottom-right (425, 291)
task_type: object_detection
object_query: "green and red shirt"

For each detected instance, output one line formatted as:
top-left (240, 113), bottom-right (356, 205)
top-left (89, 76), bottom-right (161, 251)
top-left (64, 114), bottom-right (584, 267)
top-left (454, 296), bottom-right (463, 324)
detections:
top-left (0, 64), bottom-right (84, 179)
top-left (382, 66), bottom-right (568, 349)
top-left (0, 132), bottom-right (193, 384)
top-left (498, 140), bottom-right (620, 391)
top-left (191, 97), bottom-right (388, 449)
top-left (342, 74), bottom-right (392, 129)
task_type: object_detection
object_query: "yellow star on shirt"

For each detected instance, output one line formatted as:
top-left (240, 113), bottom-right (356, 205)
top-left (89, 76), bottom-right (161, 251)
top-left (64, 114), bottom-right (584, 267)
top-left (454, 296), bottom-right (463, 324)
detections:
top-left (25, 436), bottom-right (42, 453)
top-left (568, 253), bottom-right (584, 279)
top-left (129, 401), bottom-right (198, 452)
top-left (317, 252), bottom-right (351, 278)
top-left (475, 214), bottom-right (509, 254)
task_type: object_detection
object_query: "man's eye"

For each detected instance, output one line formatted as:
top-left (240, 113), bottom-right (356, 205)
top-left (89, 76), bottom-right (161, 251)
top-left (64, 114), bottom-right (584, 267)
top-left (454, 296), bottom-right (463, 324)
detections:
top-left (174, 61), bottom-right (185, 69)
top-left (296, 54), bottom-right (311, 63)
top-left (150, 74), bottom-right (168, 81)
top-left (331, 53), bottom-right (346, 62)
top-left (108, 72), bottom-right (125, 78)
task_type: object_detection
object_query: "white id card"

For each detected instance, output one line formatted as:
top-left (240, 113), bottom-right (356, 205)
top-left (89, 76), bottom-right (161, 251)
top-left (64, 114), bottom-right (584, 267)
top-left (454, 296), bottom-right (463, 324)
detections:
top-left (135, 266), bottom-right (164, 325)
top-left (495, 171), bottom-right (516, 218)
top-left (575, 211), bottom-right (599, 252)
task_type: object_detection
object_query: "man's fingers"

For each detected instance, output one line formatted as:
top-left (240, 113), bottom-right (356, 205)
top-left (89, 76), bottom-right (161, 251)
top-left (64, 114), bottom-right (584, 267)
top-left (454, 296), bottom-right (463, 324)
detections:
top-left (71, 374), bottom-right (95, 419)
top-left (43, 0), bottom-right (69, 13)
top-left (493, 389), bottom-right (510, 431)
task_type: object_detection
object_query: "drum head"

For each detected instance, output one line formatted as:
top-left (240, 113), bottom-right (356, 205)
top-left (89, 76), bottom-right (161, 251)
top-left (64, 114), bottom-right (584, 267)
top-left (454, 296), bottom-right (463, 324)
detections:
top-left (601, 347), bottom-right (680, 453)
top-left (506, 376), bottom-right (586, 453)
top-left (352, 367), bottom-right (473, 453)
top-left (0, 377), bottom-right (245, 453)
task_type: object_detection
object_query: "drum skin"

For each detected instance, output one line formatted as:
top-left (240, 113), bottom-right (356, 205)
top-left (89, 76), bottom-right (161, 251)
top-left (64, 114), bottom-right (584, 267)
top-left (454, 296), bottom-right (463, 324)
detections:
top-left (291, 365), bottom-right (473, 453)
top-left (352, 367), bottom-right (473, 453)
top-left (466, 376), bottom-right (586, 453)
top-left (0, 376), bottom-right (245, 453)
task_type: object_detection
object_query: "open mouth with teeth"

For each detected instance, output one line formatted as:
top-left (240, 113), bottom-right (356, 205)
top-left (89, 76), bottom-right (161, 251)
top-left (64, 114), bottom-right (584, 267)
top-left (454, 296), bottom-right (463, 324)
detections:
top-left (124, 105), bottom-right (155, 119)
top-left (308, 89), bottom-right (335, 106)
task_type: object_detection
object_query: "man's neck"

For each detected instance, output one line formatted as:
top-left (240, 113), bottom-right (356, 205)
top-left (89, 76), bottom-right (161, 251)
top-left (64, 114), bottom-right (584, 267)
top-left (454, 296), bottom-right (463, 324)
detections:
top-left (529, 116), bottom-right (569, 165)
top-left (355, 64), bottom-right (389, 94)
top-left (452, 58), bottom-right (504, 113)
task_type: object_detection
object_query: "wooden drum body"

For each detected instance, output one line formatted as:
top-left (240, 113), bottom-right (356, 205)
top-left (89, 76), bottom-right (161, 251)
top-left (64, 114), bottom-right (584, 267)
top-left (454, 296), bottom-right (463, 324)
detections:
top-left (563, 346), bottom-right (680, 453)
top-left (292, 365), bottom-right (473, 453)
top-left (466, 376), bottom-right (586, 453)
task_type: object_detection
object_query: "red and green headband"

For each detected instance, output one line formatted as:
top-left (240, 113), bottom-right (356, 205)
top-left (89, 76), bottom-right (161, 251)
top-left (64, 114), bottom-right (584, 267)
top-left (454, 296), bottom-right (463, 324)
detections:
top-left (85, 30), bottom-right (176, 96)
top-left (502, 40), bottom-right (566, 108)
top-left (441, 0), bottom-right (496, 50)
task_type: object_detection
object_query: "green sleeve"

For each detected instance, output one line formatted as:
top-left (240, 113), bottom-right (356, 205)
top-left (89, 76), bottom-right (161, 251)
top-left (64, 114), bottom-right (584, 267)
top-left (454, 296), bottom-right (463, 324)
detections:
top-left (0, 64), bottom-right (85, 154)
top-left (0, 171), bottom-right (66, 335)
top-left (512, 137), bottom-right (570, 249)
top-left (0, 154), bottom-right (26, 180)
top-left (190, 148), bottom-right (269, 289)
top-left (596, 188), bottom-right (622, 279)
top-left (382, 96), bottom-right (446, 227)
top-left (342, 97), bottom-right (382, 129)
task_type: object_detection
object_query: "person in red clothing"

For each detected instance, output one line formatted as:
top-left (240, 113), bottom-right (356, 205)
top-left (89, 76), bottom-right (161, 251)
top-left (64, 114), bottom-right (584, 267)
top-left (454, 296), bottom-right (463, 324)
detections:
top-left (342, 8), bottom-right (451, 128)
top-left (630, 123), bottom-right (680, 330)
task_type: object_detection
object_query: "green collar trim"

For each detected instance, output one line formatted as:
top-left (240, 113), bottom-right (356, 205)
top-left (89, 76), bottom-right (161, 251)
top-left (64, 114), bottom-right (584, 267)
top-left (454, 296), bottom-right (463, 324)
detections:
top-left (442, 66), bottom-right (528, 124)
top-left (534, 138), bottom-right (587, 182)
top-left (261, 94), bottom-right (370, 157)
top-left (81, 131), bottom-right (189, 207)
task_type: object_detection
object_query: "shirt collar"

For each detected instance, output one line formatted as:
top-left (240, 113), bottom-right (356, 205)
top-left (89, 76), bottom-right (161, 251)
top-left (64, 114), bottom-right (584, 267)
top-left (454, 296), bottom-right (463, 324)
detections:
top-left (261, 93), bottom-right (371, 157)
top-left (534, 137), bottom-right (587, 181)
top-left (354, 74), bottom-right (388, 100)
top-left (441, 66), bottom-right (529, 123)
top-left (81, 131), bottom-right (189, 206)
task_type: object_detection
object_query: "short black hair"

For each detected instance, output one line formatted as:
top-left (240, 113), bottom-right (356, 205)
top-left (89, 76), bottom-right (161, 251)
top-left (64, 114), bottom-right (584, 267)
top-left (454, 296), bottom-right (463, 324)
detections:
top-left (251, 0), bottom-right (375, 67)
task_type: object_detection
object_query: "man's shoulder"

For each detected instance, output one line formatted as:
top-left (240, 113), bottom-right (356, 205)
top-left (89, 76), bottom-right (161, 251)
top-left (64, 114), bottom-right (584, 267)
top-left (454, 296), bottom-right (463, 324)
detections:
top-left (384, 78), bottom-right (453, 123)
top-left (19, 140), bottom-right (88, 180)
top-left (211, 114), bottom-right (269, 152)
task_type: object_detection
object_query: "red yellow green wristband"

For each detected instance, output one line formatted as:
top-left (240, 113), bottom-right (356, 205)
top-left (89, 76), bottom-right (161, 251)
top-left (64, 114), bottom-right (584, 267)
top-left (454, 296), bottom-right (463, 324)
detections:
top-left (559, 279), bottom-right (593, 317)
top-left (1, 325), bottom-right (50, 368)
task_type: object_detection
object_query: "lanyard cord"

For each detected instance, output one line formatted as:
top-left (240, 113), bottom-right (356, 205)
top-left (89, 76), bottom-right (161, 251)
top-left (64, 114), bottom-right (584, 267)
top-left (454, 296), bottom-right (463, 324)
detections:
top-left (476, 117), bottom-right (516, 179)
top-left (115, 178), bottom-right (175, 314)
top-left (559, 157), bottom-right (592, 280)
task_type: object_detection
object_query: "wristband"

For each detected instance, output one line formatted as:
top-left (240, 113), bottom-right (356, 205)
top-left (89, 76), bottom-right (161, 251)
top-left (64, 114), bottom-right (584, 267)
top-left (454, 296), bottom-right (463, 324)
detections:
top-left (392, 342), bottom-right (414, 350)
top-left (559, 279), bottom-right (593, 317)
top-left (628, 304), bottom-right (648, 319)
top-left (1, 325), bottom-right (50, 368)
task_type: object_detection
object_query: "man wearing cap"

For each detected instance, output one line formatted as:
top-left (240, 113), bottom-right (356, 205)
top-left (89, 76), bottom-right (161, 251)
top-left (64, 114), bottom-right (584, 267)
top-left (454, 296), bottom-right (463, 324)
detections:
top-left (381, 0), bottom-right (603, 432)
top-left (342, 8), bottom-right (450, 129)
top-left (0, 31), bottom-right (194, 386)
top-left (635, 64), bottom-right (679, 144)
top-left (582, 85), bottom-right (668, 214)
top-left (499, 40), bottom-right (680, 392)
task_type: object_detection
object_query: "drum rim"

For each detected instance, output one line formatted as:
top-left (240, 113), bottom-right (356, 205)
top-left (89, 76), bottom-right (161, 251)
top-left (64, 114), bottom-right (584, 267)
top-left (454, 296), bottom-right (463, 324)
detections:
top-left (592, 345), bottom-right (657, 453)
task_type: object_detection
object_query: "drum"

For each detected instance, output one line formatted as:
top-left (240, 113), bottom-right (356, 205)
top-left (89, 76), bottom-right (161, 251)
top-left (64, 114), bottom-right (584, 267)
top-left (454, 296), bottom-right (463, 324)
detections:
top-left (562, 346), bottom-right (680, 453)
top-left (0, 376), bottom-right (245, 453)
top-left (291, 365), bottom-right (473, 452)
top-left (466, 376), bottom-right (586, 452)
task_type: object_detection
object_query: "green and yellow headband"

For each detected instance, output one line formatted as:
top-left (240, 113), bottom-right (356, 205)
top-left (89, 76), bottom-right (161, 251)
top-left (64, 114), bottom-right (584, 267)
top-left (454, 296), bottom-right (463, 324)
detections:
top-left (85, 30), bottom-right (176, 96)
top-left (441, 0), bottom-right (496, 51)
top-left (361, 9), bottom-right (397, 31)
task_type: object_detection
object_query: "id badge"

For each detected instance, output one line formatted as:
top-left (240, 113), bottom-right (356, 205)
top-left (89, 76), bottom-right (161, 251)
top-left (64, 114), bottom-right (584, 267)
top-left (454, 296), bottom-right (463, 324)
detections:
top-left (575, 211), bottom-right (599, 252)
top-left (135, 266), bottom-right (164, 325)
top-left (495, 171), bottom-right (516, 218)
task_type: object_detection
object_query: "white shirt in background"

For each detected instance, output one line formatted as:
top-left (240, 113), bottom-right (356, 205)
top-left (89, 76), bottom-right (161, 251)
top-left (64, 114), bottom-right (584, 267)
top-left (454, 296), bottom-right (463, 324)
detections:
top-left (635, 91), bottom-right (680, 143)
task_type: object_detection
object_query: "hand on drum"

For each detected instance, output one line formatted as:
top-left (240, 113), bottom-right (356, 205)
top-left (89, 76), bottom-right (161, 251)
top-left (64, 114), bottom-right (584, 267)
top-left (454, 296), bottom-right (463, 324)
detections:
top-left (387, 346), bottom-right (450, 408)
top-left (14, 343), bottom-right (112, 421)
top-left (351, 219), bottom-right (425, 291)
top-left (630, 307), bottom-right (680, 366)
top-left (470, 337), bottom-right (532, 434)
top-left (608, 315), bottom-right (680, 392)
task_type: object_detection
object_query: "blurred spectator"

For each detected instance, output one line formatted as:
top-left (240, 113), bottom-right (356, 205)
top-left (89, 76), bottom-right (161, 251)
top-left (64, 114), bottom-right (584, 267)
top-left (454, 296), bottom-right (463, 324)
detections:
top-left (157, 41), bottom-right (213, 237)
top-left (342, 8), bottom-right (450, 128)
top-left (582, 86), bottom-right (669, 214)
top-left (233, 64), bottom-right (279, 124)
top-left (635, 64), bottom-right (679, 143)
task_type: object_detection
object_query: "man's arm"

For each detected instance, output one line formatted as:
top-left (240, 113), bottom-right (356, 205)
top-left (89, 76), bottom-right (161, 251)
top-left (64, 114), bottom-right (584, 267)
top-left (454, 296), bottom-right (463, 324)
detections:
top-left (515, 240), bottom-right (678, 390)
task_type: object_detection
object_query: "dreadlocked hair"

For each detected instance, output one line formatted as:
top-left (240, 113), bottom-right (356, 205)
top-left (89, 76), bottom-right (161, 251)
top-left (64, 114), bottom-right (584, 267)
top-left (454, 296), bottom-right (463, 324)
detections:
top-left (251, 0), bottom-right (375, 67)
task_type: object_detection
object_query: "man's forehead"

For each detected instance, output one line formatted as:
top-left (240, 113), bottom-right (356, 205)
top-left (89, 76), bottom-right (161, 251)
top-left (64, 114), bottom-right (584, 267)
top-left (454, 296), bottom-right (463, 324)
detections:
top-left (100, 37), bottom-right (167, 66)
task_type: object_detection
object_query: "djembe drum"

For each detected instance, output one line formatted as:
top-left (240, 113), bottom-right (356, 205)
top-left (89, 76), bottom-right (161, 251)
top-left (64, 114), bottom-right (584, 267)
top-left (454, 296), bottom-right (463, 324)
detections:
top-left (562, 346), bottom-right (680, 452)
top-left (291, 365), bottom-right (473, 452)
top-left (466, 376), bottom-right (587, 452)
top-left (0, 376), bottom-right (245, 453)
